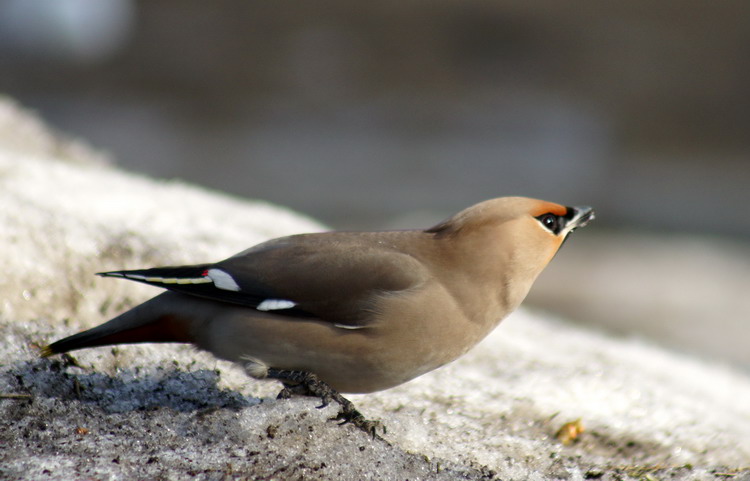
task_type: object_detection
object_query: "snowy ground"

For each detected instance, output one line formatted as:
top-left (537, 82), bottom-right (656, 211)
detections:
top-left (1, 97), bottom-right (748, 480)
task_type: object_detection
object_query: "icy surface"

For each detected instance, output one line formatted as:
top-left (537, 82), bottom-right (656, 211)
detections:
top-left (1, 98), bottom-right (749, 480)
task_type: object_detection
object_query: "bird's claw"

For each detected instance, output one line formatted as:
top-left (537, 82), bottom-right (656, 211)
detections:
top-left (268, 368), bottom-right (386, 439)
top-left (276, 387), bottom-right (293, 400)
top-left (331, 408), bottom-right (386, 439)
top-left (316, 395), bottom-right (333, 409)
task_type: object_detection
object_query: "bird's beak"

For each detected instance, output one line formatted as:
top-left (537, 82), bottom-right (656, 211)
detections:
top-left (564, 206), bottom-right (595, 235)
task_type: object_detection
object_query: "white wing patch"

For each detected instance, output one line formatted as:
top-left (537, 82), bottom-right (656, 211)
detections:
top-left (334, 323), bottom-right (367, 330)
top-left (256, 299), bottom-right (297, 311)
top-left (207, 268), bottom-right (241, 291)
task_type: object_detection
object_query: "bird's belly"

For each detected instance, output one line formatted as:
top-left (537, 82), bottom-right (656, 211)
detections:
top-left (188, 279), bottom-right (501, 394)
top-left (318, 293), bottom-right (494, 393)
top-left (198, 305), bottom-right (485, 394)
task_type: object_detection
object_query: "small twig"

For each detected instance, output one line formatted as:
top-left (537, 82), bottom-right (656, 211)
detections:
top-left (0, 393), bottom-right (32, 400)
top-left (74, 378), bottom-right (82, 399)
top-left (62, 353), bottom-right (83, 369)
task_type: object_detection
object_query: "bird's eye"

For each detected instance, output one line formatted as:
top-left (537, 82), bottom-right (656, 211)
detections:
top-left (537, 214), bottom-right (559, 233)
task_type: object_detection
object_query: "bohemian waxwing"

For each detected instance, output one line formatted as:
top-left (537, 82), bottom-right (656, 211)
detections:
top-left (42, 196), bottom-right (594, 436)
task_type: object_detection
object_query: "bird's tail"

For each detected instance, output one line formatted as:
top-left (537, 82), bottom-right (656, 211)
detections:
top-left (41, 294), bottom-right (194, 357)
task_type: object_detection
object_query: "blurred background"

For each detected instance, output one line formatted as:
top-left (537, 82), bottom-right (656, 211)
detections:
top-left (1, 0), bottom-right (748, 369)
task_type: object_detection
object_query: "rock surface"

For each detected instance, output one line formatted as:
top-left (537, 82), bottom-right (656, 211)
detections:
top-left (1, 98), bottom-right (748, 480)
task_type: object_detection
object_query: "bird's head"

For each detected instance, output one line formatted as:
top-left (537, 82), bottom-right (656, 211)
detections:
top-left (427, 196), bottom-right (594, 279)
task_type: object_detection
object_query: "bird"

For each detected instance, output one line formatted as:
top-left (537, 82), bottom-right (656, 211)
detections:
top-left (42, 196), bottom-right (594, 436)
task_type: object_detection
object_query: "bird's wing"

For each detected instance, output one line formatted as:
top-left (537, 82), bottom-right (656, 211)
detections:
top-left (98, 233), bottom-right (429, 327)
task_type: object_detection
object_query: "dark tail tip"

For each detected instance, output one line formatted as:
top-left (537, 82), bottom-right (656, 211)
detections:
top-left (38, 314), bottom-right (193, 358)
top-left (39, 344), bottom-right (57, 358)
top-left (97, 271), bottom-right (125, 278)
top-left (39, 334), bottom-right (86, 357)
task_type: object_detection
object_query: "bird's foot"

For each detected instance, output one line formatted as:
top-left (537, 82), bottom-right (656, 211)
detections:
top-left (332, 405), bottom-right (386, 439)
top-left (267, 368), bottom-right (385, 439)
top-left (275, 383), bottom-right (310, 400)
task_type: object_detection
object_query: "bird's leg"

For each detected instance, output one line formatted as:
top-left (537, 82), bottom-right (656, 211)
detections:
top-left (266, 368), bottom-right (385, 438)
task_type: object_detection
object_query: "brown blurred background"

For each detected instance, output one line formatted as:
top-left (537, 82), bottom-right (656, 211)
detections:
top-left (1, 1), bottom-right (748, 367)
